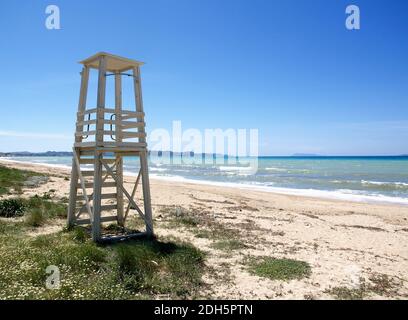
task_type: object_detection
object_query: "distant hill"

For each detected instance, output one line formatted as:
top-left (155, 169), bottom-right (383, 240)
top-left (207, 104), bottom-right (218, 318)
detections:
top-left (0, 150), bottom-right (225, 158)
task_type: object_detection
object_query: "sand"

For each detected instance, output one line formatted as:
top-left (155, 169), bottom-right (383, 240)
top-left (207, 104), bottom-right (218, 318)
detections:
top-left (1, 159), bottom-right (408, 300)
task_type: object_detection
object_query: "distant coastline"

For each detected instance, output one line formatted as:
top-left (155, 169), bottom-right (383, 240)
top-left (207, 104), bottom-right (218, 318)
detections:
top-left (1, 151), bottom-right (407, 158)
top-left (0, 151), bottom-right (73, 157)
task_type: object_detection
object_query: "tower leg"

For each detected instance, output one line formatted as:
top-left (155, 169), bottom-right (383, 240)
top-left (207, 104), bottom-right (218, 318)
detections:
top-left (116, 156), bottom-right (124, 226)
top-left (133, 66), bottom-right (154, 236)
top-left (68, 66), bottom-right (89, 228)
top-left (140, 151), bottom-right (153, 236)
top-left (114, 73), bottom-right (124, 227)
top-left (67, 149), bottom-right (79, 227)
top-left (92, 55), bottom-right (107, 242)
top-left (92, 153), bottom-right (102, 241)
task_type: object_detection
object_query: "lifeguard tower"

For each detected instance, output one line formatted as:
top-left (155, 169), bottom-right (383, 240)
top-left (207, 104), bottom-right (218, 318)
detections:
top-left (67, 52), bottom-right (153, 242)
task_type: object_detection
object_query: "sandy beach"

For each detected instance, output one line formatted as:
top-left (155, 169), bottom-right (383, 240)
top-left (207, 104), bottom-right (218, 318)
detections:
top-left (1, 159), bottom-right (407, 300)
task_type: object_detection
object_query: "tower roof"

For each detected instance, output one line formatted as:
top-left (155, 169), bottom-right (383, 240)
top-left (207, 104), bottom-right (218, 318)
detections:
top-left (79, 52), bottom-right (145, 72)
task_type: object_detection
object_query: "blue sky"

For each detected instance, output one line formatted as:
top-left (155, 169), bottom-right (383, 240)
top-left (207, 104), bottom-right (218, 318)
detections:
top-left (0, 0), bottom-right (407, 155)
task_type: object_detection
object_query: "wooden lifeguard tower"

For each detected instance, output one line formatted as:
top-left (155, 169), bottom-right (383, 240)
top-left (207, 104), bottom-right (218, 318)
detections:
top-left (67, 52), bottom-right (153, 242)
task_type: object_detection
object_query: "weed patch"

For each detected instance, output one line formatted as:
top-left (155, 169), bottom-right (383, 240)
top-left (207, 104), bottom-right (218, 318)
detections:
top-left (247, 257), bottom-right (311, 281)
top-left (0, 165), bottom-right (39, 195)
top-left (211, 239), bottom-right (246, 251)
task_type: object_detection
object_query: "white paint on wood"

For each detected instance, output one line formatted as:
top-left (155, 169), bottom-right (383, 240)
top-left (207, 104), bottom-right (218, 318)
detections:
top-left (68, 53), bottom-right (154, 241)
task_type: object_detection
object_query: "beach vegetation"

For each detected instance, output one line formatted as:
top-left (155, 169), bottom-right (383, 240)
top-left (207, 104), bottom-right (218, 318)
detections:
top-left (211, 239), bottom-right (246, 251)
top-left (0, 164), bottom-right (206, 299)
top-left (325, 286), bottom-right (365, 300)
top-left (0, 220), bottom-right (205, 299)
top-left (0, 165), bottom-right (38, 195)
top-left (23, 195), bottom-right (67, 227)
top-left (159, 206), bottom-right (200, 228)
top-left (247, 257), bottom-right (311, 281)
top-left (0, 198), bottom-right (25, 217)
top-left (326, 274), bottom-right (399, 300)
top-left (0, 195), bottom-right (67, 226)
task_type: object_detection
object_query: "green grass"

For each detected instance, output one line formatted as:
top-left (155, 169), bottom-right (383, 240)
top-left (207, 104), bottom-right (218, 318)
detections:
top-left (0, 220), bottom-right (205, 299)
top-left (248, 257), bottom-right (311, 281)
top-left (114, 239), bottom-right (204, 296)
top-left (0, 195), bottom-right (67, 226)
top-left (211, 239), bottom-right (246, 251)
top-left (161, 206), bottom-right (200, 228)
top-left (0, 165), bottom-right (38, 195)
top-left (23, 195), bottom-right (67, 226)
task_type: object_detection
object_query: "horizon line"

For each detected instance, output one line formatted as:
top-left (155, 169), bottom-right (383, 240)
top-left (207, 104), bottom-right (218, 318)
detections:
top-left (1, 151), bottom-right (407, 158)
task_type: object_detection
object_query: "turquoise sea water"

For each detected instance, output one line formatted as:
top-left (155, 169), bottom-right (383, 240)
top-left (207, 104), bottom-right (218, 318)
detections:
top-left (3, 156), bottom-right (408, 205)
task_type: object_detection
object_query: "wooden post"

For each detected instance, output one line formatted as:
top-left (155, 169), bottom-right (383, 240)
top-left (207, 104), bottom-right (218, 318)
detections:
top-left (67, 67), bottom-right (89, 227)
top-left (133, 66), bottom-right (153, 235)
top-left (115, 72), bottom-right (124, 226)
top-left (92, 56), bottom-right (107, 241)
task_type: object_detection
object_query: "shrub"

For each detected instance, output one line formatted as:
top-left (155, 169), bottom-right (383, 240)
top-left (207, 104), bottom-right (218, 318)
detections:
top-left (25, 208), bottom-right (45, 227)
top-left (71, 227), bottom-right (89, 243)
top-left (26, 195), bottom-right (67, 220)
top-left (0, 198), bottom-right (25, 218)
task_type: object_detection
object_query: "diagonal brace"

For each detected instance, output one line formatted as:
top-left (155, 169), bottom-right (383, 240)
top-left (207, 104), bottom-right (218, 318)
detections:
top-left (124, 168), bottom-right (142, 222)
top-left (101, 162), bottom-right (150, 231)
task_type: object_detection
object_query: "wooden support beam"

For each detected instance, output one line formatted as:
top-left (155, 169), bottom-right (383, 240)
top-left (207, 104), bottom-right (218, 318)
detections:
top-left (75, 130), bottom-right (96, 136)
top-left (121, 121), bottom-right (145, 129)
top-left (68, 66), bottom-right (90, 227)
top-left (76, 181), bottom-right (116, 189)
top-left (79, 204), bottom-right (117, 214)
top-left (78, 108), bottom-right (144, 118)
top-left (124, 168), bottom-right (142, 221)
top-left (133, 66), bottom-right (154, 235)
top-left (73, 149), bottom-right (94, 220)
top-left (74, 142), bottom-right (147, 148)
top-left (77, 119), bottom-right (97, 126)
top-left (92, 55), bottom-right (107, 242)
top-left (77, 193), bottom-right (117, 201)
top-left (80, 170), bottom-right (110, 177)
top-left (115, 72), bottom-right (125, 227)
top-left (122, 132), bottom-right (146, 139)
top-left (79, 158), bottom-right (116, 164)
top-left (121, 114), bottom-right (144, 120)
top-left (77, 119), bottom-right (144, 128)
top-left (76, 215), bottom-right (118, 226)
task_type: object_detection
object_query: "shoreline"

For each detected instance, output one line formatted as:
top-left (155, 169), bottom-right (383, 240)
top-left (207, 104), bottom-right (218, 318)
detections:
top-left (1, 158), bottom-right (408, 207)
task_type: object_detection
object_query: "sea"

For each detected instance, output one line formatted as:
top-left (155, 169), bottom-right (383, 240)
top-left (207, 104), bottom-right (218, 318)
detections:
top-left (2, 155), bottom-right (408, 205)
